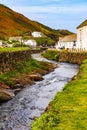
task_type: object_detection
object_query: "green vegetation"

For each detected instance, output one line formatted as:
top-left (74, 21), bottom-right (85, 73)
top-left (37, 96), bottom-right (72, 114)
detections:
top-left (42, 49), bottom-right (59, 60)
top-left (0, 48), bottom-right (31, 74)
top-left (42, 49), bottom-right (87, 64)
top-left (0, 58), bottom-right (53, 86)
top-left (32, 58), bottom-right (87, 130)
top-left (0, 47), bottom-right (29, 52)
top-left (35, 37), bottom-right (55, 47)
top-left (0, 48), bottom-right (56, 102)
top-left (12, 41), bottom-right (29, 47)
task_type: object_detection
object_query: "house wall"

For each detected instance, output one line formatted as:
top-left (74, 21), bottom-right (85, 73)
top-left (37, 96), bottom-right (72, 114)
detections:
top-left (77, 26), bottom-right (87, 50)
top-left (24, 40), bottom-right (37, 47)
top-left (56, 41), bottom-right (76, 50)
top-left (32, 32), bottom-right (42, 37)
top-left (9, 37), bottom-right (23, 43)
top-left (0, 41), bottom-right (2, 46)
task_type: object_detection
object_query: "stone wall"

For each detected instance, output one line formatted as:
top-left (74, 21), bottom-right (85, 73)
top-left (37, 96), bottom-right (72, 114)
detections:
top-left (58, 51), bottom-right (87, 64)
top-left (0, 50), bottom-right (31, 72)
top-left (43, 50), bottom-right (87, 65)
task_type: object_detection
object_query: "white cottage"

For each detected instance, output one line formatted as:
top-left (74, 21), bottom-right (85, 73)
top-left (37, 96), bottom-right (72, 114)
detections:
top-left (76, 20), bottom-right (87, 50)
top-left (56, 34), bottom-right (77, 50)
top-left (32, 31), bottom-right (42, 37)
top-left (0, 40), bottom-right (3, 46)
top-left (23, 39), bottom-right (37, 47)
top-left (9, 36), bottom-right (23, 42)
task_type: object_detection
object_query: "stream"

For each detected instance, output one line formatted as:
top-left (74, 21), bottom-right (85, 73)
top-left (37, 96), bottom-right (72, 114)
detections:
top-left (0, 54), bottom-right (79, 130)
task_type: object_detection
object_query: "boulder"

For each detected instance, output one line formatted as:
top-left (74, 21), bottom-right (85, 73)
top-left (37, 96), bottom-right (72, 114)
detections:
top-left (29, 74), bottom-right (43, 81)
top-left (14, 88), bottom-right (21, 95)
top-left (0, 89), bottom-right (15, 102)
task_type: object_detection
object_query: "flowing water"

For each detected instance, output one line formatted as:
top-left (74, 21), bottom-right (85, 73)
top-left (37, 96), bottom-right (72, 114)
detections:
top-left (0, 54), bottom-right (79, 130)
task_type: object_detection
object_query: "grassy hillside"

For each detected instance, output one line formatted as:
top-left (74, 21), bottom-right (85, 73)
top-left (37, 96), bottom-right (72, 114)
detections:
top-left (0, 4), bottom-right (73, 40)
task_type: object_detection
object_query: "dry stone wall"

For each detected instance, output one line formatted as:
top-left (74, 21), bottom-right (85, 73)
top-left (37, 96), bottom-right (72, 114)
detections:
top-left (0, 50), bottom-right (31, 72)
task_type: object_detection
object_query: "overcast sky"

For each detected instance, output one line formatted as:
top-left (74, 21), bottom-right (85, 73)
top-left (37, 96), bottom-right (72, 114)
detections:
top-left (0, 0), bottom-right (87, 32)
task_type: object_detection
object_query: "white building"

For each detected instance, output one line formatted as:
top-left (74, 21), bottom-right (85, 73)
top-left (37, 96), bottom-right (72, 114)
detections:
top-left (76, 20), bottom-right (87, 50)
top-left (56, 34), bottom-right (77, 50)
top-left (32, 31), bottom-right (42, 37)
top-left (23, 39), bottom-right (37, 47)
top-left (0, 40), bottom-right (2, 46)
top-left (9, 36), bottom-right (23, 42)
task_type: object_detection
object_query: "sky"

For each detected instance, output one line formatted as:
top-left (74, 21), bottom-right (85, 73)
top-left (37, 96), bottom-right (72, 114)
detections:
top-left (0, 0), bottom-right (87, 32)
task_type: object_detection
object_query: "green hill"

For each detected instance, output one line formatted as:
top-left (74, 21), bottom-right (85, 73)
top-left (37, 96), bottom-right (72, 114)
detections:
top-left (0, 4), bottom-right (73, 41)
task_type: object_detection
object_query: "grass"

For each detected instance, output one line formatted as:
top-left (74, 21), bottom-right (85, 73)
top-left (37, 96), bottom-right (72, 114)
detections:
top-left (32, 59), bottom-right (87, 130)
top-left (42, 49), bottom-right (59, 61)
top-left (0, 58), bottom-right (53, 86)
top-left (0, 47), bottom-right (29, 52)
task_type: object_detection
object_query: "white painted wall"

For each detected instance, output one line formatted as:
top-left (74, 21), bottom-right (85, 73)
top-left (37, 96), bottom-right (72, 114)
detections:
top-left (24, 40), bottom-right (37, 47)
top-left (0, 41), bottom-right (2, 46)
top-left (56, 41), bottom-right (76, 50)
top-left (32, 32), bottom-right (42, 37)
top-left (9, 37), bottom-right (23, 43)
top-left (77, 26), bottom-right (87, 50)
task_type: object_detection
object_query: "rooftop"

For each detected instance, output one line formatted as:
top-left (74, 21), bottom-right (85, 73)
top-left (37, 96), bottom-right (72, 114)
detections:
top-left (59, 34), bottom-right (77, 42)
top-left (77, 20), bottom-right (87, 29)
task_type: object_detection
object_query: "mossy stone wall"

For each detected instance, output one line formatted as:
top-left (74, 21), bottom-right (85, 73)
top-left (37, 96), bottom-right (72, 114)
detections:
top-left (0, 50), bottom-right (31, 72)
top-left (58, 51), bottom-right (87, 64)
top-left (43, 50), bottom-right (87, 65)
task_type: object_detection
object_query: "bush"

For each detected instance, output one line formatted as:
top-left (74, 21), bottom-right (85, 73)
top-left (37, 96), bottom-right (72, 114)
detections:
top-left (35, 37), bottom-right (55, 47)
top-left (42, 50), bottom-right (59, 61)
top-left (12, 42), bottom-right (29, 47)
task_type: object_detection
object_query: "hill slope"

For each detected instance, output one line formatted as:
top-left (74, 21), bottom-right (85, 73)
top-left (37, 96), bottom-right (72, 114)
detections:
top-left (0, 4), bottom-right (73, 40)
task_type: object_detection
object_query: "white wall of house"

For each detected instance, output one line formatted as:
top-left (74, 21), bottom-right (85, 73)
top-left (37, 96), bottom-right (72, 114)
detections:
top-left (77, 26), bottom-right (87, 50)
top-left (24, 40), bottom-right (37, 47)
top-left (0, 41), bottom-right (2, 46)
top-left (9, 37), bottom-right (23, 43)
top-left (56, 41), bottom-right (76, 50)
top-left (32, 31), bottom-right (42, 37)
top-left (55, 34), bottom-right (77, 50)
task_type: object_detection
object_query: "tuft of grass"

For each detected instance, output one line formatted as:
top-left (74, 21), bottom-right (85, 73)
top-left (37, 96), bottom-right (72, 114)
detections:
top-left (32, 59), bottom-right (87, 130)
top-left (42, 49), bottom-right (59, 61)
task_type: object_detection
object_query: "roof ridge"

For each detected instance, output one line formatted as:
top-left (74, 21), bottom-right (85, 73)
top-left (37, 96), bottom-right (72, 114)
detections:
top-left (77, 19), bottom-right (87, 29)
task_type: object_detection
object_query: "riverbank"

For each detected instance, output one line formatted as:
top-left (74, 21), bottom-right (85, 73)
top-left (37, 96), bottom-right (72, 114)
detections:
top-left (0, 55), bottom-right (78, 130)
top-left (32, 53), bottom-right (87, 130)
top-left (0, 49), bottom-right (56, 102)
top-left (0, 59), bottom-right (56, 102)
